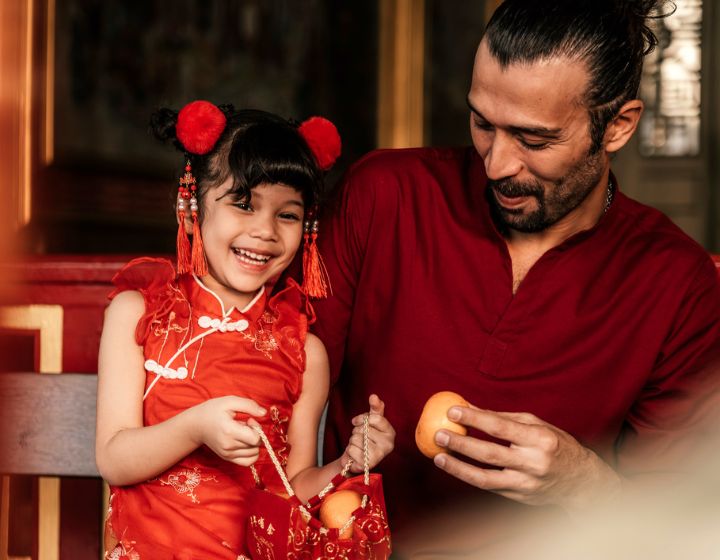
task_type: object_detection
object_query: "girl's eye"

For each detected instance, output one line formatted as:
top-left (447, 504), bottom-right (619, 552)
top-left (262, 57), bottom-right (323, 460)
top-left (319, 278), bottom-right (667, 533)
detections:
top-left (233, 201), bottom-right (252, 211)
top-left (279, 212), bottom-right (301, 221)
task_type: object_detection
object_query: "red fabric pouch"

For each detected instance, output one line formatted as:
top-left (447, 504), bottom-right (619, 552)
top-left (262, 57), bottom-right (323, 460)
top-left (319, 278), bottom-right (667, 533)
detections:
top-left (244, 416), bottom-right (391, 559)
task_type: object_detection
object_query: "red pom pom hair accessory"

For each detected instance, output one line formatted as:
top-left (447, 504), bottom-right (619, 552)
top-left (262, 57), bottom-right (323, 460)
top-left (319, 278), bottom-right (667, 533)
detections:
top-left (174, 101), bottom-right (227, 276)
top-left (297, 117), bottom-right (341, 298)
top-left (298, 116), bottom-right (342, 171)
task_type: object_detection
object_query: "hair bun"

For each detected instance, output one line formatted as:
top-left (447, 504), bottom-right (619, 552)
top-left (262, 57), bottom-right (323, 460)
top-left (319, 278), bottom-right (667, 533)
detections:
top-left (298, 117), bottom-right (342, 171)
top-left (149, 107), bottom-right (179, 143)
top-left (176, 100), bottom-right (228, 155)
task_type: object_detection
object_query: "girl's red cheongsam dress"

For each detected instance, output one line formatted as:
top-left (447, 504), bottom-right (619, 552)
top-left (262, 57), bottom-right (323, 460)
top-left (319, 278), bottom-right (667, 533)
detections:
top-left (104, 257), bottom-right (314, 560)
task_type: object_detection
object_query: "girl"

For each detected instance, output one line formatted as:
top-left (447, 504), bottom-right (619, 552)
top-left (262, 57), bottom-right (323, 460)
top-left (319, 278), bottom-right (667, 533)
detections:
top-left (95, 101), bottom-right (395, 559)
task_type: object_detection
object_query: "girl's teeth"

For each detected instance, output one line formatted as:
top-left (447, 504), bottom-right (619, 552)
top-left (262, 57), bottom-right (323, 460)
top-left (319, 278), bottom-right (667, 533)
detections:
top-left (236, 249), bottom-right (270, 263)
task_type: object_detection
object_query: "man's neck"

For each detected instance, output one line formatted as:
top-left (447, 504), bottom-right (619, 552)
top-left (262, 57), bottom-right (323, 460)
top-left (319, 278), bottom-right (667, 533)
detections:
top-left (506, 176), bottom-right (611, 255)
top-left (505, 176), bottom-right (611, 293)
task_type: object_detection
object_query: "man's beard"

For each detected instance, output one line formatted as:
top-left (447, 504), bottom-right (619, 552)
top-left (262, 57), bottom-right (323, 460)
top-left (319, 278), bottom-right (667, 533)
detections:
top-left (485, 150), bottom-right (605, 234)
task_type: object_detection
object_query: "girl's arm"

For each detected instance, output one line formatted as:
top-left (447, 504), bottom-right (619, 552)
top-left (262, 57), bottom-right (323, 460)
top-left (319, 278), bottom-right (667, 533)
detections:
top-left (285, 334), bottom-right (395, 503)
top-left (95, 290), bottom-right (266, 486)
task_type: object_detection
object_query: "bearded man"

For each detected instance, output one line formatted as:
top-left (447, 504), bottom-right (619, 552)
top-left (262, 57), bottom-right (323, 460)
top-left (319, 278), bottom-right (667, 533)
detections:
top-left (311, 0), bottom-right (720, 549)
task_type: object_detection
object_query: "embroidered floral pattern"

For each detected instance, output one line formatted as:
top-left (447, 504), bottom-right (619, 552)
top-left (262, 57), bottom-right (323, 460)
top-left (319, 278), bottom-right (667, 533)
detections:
top-left (241, 311), bottom-right (280, 358)
top-left (152, 310), bottom-right (188, 338)
top-left (105, 529), bottom-right (141, 560)
top-left (270, 405), bottom-right (290, 466)
top-left (159, 466), bottom-right (217, 504)
top-left (106, 543), bottom-right (140, 560)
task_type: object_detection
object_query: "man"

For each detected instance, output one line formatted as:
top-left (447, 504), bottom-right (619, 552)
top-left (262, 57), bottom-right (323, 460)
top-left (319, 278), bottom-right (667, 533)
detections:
top-left (312, 0), bottom-right (720, 547)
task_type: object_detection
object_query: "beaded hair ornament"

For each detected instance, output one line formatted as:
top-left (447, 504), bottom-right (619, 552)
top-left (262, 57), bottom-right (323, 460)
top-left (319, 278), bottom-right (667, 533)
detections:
top-left (173, 100), bottom-right (340, 298)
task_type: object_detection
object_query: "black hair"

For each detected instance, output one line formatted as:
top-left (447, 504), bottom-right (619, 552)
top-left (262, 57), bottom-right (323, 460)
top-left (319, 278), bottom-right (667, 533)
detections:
top-left (150, 106), bottom-right (323, 216)
top-left (484, 0), bottom-right (674, 153)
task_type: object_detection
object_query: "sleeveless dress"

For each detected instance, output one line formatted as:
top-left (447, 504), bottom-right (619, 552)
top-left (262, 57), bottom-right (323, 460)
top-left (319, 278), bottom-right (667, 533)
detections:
top-left (104, 257), bottom-right (314, 560)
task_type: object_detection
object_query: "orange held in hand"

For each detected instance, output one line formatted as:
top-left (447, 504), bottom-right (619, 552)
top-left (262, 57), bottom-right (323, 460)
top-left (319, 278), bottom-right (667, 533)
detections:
top-left (319, 489), bottom-right (362, 539)
top-left (415, 391), bottom-right (469, 458)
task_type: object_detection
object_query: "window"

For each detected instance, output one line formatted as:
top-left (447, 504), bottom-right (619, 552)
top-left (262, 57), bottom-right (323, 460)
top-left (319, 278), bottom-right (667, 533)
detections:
top-left (639, 0), bottom-right (703, 156)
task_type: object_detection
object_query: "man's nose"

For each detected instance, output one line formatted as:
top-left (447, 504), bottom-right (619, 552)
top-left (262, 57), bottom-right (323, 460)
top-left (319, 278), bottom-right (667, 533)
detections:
top-left (483, 133), bottom-right (523, 180)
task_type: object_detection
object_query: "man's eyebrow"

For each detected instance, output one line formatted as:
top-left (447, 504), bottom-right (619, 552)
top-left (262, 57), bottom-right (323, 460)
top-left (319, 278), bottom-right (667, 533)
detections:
top-left (466, 96), bottom-right (563, 139)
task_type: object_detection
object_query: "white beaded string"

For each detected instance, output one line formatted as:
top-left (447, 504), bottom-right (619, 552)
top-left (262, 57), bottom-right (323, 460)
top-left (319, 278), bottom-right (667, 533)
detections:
top-left (250, 413), bottom-right (371, 536)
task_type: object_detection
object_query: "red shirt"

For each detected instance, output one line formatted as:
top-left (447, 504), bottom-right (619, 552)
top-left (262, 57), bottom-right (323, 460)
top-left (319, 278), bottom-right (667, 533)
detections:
top-left (312, 147), bottom-right (720, 530)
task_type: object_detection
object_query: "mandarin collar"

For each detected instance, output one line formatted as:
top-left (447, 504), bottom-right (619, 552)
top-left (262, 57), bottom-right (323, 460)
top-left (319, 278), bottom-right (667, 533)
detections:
top-left (178, 273), bottom-right (267, 323)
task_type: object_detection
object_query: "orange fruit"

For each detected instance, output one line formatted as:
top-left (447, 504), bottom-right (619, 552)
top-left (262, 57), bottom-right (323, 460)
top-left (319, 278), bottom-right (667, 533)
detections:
top-left (319, 489), bottom-right (362, 539)
top-left (415, 391), bottom-right (469, 458)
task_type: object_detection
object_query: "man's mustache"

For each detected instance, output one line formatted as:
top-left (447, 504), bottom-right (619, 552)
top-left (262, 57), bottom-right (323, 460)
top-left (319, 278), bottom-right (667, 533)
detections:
top-left (488, 178), bottom-right (543, 199)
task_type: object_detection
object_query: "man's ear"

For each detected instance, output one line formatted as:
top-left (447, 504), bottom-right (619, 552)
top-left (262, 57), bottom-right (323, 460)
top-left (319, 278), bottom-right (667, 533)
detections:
top-left (604, 99), bottom-right (644, 154)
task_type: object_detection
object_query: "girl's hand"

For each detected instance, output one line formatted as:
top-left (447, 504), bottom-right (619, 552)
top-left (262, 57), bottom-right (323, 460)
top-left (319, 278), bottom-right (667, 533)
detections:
top-left (191, 396), bottom-right (266, 466)
top-left (342, 394), bottom-right (395, 473)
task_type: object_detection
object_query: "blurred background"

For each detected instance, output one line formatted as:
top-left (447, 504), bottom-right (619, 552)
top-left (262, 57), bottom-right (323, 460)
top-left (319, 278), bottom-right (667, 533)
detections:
top-left (2, 0), bottom-right (718, 257)
top-left (0, 0), bottom-right (717, 558)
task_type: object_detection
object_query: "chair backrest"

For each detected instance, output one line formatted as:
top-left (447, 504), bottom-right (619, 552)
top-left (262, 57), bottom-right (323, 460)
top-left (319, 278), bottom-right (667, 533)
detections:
top-left (0, 372), bottom-right (98, 477)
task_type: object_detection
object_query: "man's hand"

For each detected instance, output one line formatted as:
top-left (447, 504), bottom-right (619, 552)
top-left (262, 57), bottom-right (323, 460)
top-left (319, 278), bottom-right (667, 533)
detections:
top-left (433, 406), bottom-right (622, 512)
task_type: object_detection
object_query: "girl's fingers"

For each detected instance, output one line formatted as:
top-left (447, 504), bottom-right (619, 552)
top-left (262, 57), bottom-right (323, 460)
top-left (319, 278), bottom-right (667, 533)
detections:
top-left (229, 454), bottom-right (260, 467)
top-left (226, 396), bottom-right (267, 418)
top-left (350, 395), bottom-right (388, 426)
top-left (229, 423), bottom-right (262, 446)
top-left (346, 395), bottom-right (394, 470)
top-left (369, 394), bottom-right (385, 416)
top-left (225, 447), bottom-right (260, 458)
top-left (351, 423), bottom-right (394, 443)
top-left (348, 432), bottom-right (392, 456)
top-left (345, 443), bottom-right (364, 464)
top-left (351, 412), bottom-right (393, 431)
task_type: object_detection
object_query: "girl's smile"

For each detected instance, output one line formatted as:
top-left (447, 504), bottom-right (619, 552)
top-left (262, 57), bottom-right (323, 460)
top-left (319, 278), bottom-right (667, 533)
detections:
top-left (231, 247), bottom-right (275, 268)
top-left (193, 181), bottom-right (304, 310)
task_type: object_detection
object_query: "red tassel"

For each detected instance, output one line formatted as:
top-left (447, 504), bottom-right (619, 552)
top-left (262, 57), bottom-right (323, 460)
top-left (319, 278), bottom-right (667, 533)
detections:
top-left (191, 213), bottom-right (208, 276)
top-left (302, 231), bottom-right (331, 298)
top-left (176, 211), bottom-right (192, 274)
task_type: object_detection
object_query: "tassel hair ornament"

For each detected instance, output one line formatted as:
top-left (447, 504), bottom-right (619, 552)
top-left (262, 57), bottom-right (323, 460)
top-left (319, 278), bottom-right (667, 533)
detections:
top-left (176, 161), bottom-right (194, 274)
top-left (173, 100), bottom-right (226, 276)
top-left (176, 159), bottom-right (208, 276)
top-left (302, 212), bottom-right (331, 299)
top-left (296, 117), bottom-right (341, 299)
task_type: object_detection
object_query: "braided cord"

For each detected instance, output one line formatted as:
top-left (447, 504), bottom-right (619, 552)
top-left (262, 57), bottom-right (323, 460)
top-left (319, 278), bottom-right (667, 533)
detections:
top-left (250, 412), bottom-right (372, 536)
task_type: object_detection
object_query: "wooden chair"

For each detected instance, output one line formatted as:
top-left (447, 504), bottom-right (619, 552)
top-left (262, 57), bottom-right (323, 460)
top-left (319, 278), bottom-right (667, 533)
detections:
top-left (0, 372), bottom-right (99, 560)
top-left (0, 372), bottom-right (99, 477)
top-left (0, 304), bottom-right (101, 560)
top-left (0, 258), bottom-right (143, 560)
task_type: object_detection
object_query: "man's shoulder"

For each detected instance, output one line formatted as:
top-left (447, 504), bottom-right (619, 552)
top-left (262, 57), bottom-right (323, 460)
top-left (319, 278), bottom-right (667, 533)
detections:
top-left (615, 193), bottom-right (714, 278)
top-left (336, 146), bottom-right (479, 210)
top-left (347, 146), bottom-right (474, 179)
